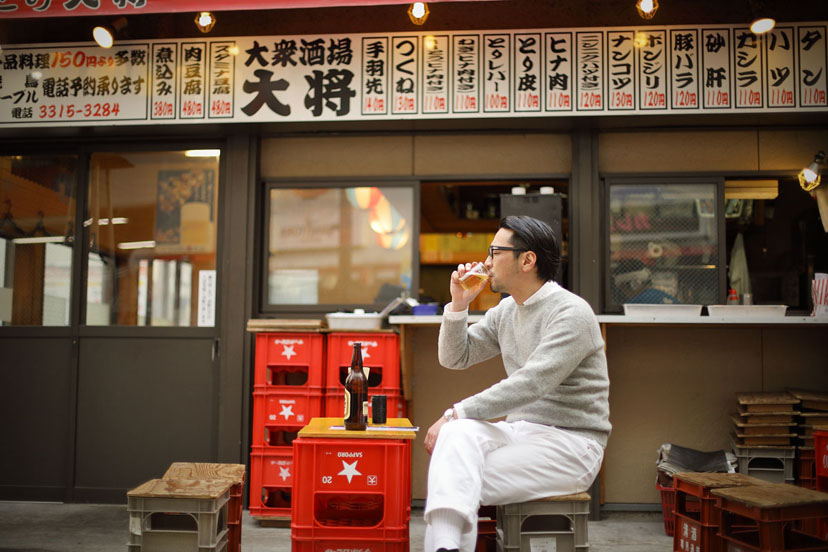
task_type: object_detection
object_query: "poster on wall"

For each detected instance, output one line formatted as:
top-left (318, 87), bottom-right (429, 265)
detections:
top-left (154, 168), bottom-right (216, 254)
top-left (0, 22), bottom-right (826, 127)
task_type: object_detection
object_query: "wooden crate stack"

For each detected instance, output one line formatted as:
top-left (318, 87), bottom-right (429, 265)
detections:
top-left (732, 392), bottom-right (799, 484)
top-left (789, 389), bottom-right (828, 490)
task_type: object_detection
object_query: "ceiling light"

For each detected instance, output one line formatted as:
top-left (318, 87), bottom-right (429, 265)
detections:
top-left (799, 151), bottom-right (825, 191)
top-left (92, 17), bottom-right (127, 49)
top-left (228, 44), bottom-right (239, 56)
top-left (195, 11), bottom-right (216, 33)
top-left (185, 149), bottom-right (221, 157)
top-left (750, 17), bottom-right (776, 34)
top-left (408, 2), bottom-right (429, 25)
top-left (748, 0), bottom-right (775, 35)
top-left (636, 0), bottom-right (658, 20)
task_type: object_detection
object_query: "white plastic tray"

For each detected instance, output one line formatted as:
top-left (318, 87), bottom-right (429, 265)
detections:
top-left (325, 312), bottom-right (383, 330)
top-left (706, 305), bottom-right (788, 318)
top-left (623, 304), bottom-right (702, 317)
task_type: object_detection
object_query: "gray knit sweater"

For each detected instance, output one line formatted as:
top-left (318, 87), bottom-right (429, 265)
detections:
top-left (439, 281), bottom-right (611, 448)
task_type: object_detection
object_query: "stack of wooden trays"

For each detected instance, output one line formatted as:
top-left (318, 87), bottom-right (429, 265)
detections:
top-left (733, 392), bottom-right (800, 446)
top-left (790, 389), bottom-right (828, 448)
top-left (789, 389), bottom-right (828, 489)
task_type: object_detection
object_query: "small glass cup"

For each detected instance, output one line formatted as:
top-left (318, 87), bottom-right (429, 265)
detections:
top-left (459, 263), bottom-right (489, 291)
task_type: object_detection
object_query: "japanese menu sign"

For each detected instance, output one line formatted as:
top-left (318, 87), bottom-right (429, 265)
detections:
top-left (1, 22), bottom-right (826, 127)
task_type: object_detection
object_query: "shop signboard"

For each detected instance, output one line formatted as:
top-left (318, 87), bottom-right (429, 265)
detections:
top-left (0, 22), bottom-right (826, 127)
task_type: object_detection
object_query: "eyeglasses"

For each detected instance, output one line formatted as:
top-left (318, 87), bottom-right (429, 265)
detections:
top-left (488, 245), bottom-right (527, 257)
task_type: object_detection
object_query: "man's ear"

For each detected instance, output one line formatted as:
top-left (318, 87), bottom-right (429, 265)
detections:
top-left (520, 250), bottom-right (537, 273)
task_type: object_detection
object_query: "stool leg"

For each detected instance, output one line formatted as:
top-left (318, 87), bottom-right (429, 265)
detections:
top-left (574, 514), bottom-right (589, 548)
top-left (760, 521), bottom-right (785, 552)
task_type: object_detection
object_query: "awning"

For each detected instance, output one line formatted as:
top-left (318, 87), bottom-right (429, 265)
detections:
top-left (0, 0), bottom-right (482, 19)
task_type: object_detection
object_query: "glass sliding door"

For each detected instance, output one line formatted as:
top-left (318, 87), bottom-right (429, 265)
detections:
top-left (0, 155), bottom-right (77, 326)
top-left (86, 150), bottom-right (220, 326)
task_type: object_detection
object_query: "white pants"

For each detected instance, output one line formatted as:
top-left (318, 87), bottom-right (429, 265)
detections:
top-left (423, 419), bottom-right (604, 552)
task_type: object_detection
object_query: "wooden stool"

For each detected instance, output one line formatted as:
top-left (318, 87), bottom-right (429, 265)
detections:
top-left (496, 492), bottom-right (591, 552)
top-left (127, 478), bottom-right (233, 552)
top-left (163, 463), bottom-right (246, 552)
top-left (712, 482), bottom-right (828, 551)
top-left (673, 472), bottom-right (771, 552)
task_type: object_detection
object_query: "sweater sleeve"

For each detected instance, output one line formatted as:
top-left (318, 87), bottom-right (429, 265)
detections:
top-left (459, 302), bottom-right (601, 421)
top-left (438, 302), bottom-right (504, 370)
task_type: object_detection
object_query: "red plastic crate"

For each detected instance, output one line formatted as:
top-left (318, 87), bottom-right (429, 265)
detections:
top-left (658, 482), bottom-right (677, 537)
top-left (253, 425), bottom-right (303, 447)
top-left (816, 430), bottom-right (828, 479)
top-left (291, 535), bottom-right (409, 552)
top-left (250, 446), bottom-right (295, 488)
top-left (798, 448), bottom-right (816, 489)
top-left (658, 482), bottom-right (701, 537)
top-left (254, 332), bottom-right (325, 388)
top-left (674, 473), bottom-right (766, 528)
top-left (325, 333), bottom-right (400, 391)
top-left (674, 514), bottom-right (721, 552)
top-left (249, 484), bottom-right (293, 517)
top-left (715, 484), bottom-right (828, 552)
top-left (227, 522), bottom-right (240, 552)
top-left (252, 387), bottom-right (324, 429)
top-left (291, 436), bottom-right (411, 541)
top-left (324, 387), bottom-right (407, 421)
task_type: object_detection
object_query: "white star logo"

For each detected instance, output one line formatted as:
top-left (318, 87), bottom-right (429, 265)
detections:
top-left (279, 404), bottom-right (294, 420)
top-left (279, 466), bottom-right (291, 481)
top-left (362, 347), bottom-right (371, 359)
top-left (281, 344), bottom-right (296, 359)
top-left (337, 460), bottom-right (362, 483)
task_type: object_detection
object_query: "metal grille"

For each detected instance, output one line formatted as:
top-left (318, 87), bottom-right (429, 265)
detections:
top-left (607, 182), bottom-right (720, 311)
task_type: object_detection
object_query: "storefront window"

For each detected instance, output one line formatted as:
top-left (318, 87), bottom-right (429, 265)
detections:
top-left (0, 155), bottom-right (77, 326)
top-left (266, 185), bottom-right (415, 308)
top-left (86, 151), bottom-right (220, 326)
top-left (607, 180), bottom-right (721, 311)
top-left (724, 179), bottom-right (828, 313)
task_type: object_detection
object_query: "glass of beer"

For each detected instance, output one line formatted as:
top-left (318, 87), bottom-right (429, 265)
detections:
top-left (459, 263), bottom-right (489, 290)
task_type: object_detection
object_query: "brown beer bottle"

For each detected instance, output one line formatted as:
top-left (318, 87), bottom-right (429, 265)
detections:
top-left (344, 343), bottom-right (368, 430)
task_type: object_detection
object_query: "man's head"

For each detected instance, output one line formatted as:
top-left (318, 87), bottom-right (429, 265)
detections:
top-left (485, 216), bottom-right (560, 293)
top-left (498, 216), bottom-right (561, 281)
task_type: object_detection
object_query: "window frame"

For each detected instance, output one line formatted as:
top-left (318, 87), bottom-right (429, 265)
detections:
top-left (259, 178), bottom-right (420, 315)
top-left (602, 176), bottom-right (727, 313)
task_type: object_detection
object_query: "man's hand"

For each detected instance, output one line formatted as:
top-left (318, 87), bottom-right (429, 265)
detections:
top-left (423, 415), bottom-right (450, 455)
top-left (449, 262), bottom-right (488, 313)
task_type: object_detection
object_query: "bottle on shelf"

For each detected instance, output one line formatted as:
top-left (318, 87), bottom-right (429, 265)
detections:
top-left (344, 343), bottom-right (368, 431)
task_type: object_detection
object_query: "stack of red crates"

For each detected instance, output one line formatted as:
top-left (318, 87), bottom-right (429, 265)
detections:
top-left (815, 429), bottom-right (828, 540)
top-left (291, 434), bottom-right (412, 550)
top-left (323, 332), bottom-right (406, 420)
top-left (249, 332), bottom-right (325, 517)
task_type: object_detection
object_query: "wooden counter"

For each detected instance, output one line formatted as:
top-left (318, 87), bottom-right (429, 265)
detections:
top-left (388, 315), bottom-right (828, 507)
top-left (298, 417), bottom-right (416, 440)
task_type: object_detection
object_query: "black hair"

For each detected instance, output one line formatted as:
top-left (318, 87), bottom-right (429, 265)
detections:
top-left (499, 215), bottom-right (561, 282)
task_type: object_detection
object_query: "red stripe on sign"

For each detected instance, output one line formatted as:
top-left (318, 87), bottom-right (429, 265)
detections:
top-left (0, 0), bottom-right (488, 19)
